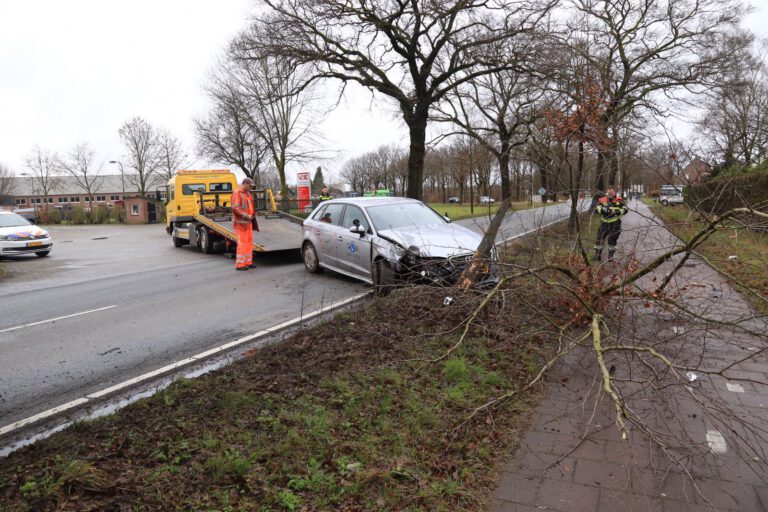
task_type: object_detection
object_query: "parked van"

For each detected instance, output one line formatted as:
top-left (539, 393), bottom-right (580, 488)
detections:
top-left (659, 185), bottom-right (684, 206)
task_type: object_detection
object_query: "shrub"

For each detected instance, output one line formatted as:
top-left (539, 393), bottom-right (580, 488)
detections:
top-left (46, 209), bottom-right (62, 224)
top-left (687, 170), bottom-right (768, 215)
top-left (67, 206), bottom-right (88, 225)
top-left (92, 206), bottom-right (109, 224)
top-left (112, 206), bottom-right (126, 223)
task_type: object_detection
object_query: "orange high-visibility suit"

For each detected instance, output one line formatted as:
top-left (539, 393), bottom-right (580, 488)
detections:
top-left (231, 187), bottom-right (255, 270)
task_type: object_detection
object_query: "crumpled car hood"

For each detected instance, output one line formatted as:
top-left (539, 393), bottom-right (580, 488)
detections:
top-left (377, 223), bottom-right (481, 258)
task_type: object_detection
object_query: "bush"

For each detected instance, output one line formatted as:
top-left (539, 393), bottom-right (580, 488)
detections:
top-left (686, 170), bottom-right (768, 215)
top-left (46, 209), bottom-right (62, 224)
top-left (66, 206), bottom-right (88, 225)
top-left (112, 206), bottom-right (126, 223)
top-left (92, 206), bottom-right (109, 224)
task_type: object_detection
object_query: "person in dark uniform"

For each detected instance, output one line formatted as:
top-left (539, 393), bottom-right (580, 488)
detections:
top-left (594, 188), bottom-right (629, 262)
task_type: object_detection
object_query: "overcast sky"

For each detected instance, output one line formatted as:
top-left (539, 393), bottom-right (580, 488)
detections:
top-left (1, 1), bottom-right (765, 184)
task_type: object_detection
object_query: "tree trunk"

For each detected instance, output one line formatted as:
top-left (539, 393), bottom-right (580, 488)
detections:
top-left (499, 140), bottom-right (511, 200)
top-left (569, 139), bottom-right (585, 232)
top-left (405, 111), bottom-right (428, 200)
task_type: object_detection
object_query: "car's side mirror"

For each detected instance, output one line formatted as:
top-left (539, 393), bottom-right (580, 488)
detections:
top-left (444, 213), bottom-right (451, 223)
top-left (350, 224), bottom-right (366, 235)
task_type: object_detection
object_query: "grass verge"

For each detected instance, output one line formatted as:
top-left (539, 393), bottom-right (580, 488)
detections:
top-left (0, 236), bottom-right (571, 511)
top-left (429, 200), bottom-right (561, 221)
top-left (650, 203), bottom-right (768, 314)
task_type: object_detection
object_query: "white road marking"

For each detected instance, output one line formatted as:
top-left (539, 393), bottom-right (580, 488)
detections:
top-left (0, 305), bottom-right (118, 333)
top-left (0, 292), bottom-right (369, 438)
top-left (706, 430), bottom-right (728, 454)
top-left (0, 398), bottom-right (88, 437)
top-left (726, 382), bottom-right (745, 393)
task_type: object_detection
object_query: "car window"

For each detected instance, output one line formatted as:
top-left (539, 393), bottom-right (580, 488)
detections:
top-left (311, 205), bottom-right (327, 220)
top-left (341, 205), bottom-right (369, 231)
top-left (365, 202), bottom-right (446, 231)
top-left (317, 203), bottom-right (345, 226)
top-left (210, 182), bottom-right (233, 192)
top-left (0, 213), bottom-right (32, 227)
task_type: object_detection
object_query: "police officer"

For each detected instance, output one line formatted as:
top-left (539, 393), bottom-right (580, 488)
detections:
top-left (594, 187), bottom-right (628, 262)
top-left (319, 186), bottom-right (333, 202)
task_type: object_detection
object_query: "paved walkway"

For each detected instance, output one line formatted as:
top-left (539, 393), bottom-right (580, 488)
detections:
top-left (490, 201), bottom-right (768, 511)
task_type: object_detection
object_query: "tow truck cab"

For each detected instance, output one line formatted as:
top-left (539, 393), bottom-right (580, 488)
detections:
top-left (165, 170), bottom-right (237, 231)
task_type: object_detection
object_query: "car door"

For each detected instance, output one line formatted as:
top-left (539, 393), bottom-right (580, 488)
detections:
top-left (337, 205), bottom-right (373, 279)
top-left (312, 202), bottom-right (346, 270)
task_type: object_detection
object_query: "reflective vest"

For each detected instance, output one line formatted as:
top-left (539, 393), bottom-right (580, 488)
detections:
top-left (319, 193), bottom-right (332, 202)
top-left (596, 196), bottom-right (628, 224)
top-left (231, 188), bottom-right (254, 227)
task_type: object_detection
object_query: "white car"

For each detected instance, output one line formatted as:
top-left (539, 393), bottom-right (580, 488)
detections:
top-left (301, 197), bottom-right (498, 292)
top-left (0, 211), bottom-right (53, 257)
top-left (479, 196), bottom-right (495, 204)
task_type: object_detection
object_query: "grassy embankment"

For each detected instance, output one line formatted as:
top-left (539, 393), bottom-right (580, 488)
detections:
top-left (647, 200), bottom-right (768, 315)
top-left (0, 221), bottom-right (580, 511)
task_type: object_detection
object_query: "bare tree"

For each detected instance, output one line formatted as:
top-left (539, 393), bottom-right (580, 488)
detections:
top-left (252, 0), bottom-right (554, 200)
top-left (436, 66), bottom-right (544, 200)
top-left (156, 128), bottom-right (188, 186)
top-left (24, 146), bottom-right (60, 222)
top-left (118, 117), bottom-right (163, 195)
top-left (561, 0), bottom-right (749, 190)
top-left (56, 143), bottom-right (104, 222)
top-left (195, 74), bottom-right (269, 185)
top-left (230, 26), bottom-right (328, 198)
top-left (698, 39), bottom-right (768, 171)
top-left (0, 162), bottom-right (16, 202)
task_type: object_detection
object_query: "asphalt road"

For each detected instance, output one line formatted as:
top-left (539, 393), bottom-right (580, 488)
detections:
top-left (0, 201), bottom-right (584, 435)
top-left (0, 224), bottom-right (366, 428)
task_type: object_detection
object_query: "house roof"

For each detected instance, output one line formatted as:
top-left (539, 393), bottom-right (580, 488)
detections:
top-left (8, 175), bottom-right (143, 196)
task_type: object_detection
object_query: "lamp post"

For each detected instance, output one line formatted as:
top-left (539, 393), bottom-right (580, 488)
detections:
top-left (108, 160), bottom-right (125, 196)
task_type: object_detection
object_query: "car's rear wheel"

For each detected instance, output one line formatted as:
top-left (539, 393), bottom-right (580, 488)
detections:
top-left (661, 199), bottom-right (669, 206)
top-left (303, 242), bottom-right (322, 273)
top-left (35, 251), bottom-right (50, 258)
top-left (373, 259), bottom-right (394, 296)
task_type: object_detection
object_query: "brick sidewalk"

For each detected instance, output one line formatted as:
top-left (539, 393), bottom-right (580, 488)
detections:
top-left (490, 201), bottom-right (768, 511)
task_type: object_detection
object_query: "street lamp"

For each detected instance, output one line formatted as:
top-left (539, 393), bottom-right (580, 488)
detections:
top-left (108, 160), bottom-right (125, 196)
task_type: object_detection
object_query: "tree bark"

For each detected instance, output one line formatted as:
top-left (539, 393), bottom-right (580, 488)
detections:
top-left (405, 111), bottom-right (428, 199)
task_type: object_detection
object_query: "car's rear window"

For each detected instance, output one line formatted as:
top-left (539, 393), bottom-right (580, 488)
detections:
top-left (0, 213), bottom-right (32, 227)
top-left (182, 183), bottom-right (206, 195)
top-left (366, 202), bottom-right (445, 231)
top-left (210, 182), bottom-right (233, 192)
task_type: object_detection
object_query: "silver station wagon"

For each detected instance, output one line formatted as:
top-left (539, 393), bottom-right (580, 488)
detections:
top-left (301, 197), bottom-right (498, 291)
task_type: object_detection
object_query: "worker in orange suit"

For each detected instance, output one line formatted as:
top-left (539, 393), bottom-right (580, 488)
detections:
top-left (231, 177), bottom-right (256, 270)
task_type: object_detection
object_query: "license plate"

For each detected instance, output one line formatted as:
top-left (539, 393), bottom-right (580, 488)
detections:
top-left (27, 241), bottom-right (43, 247)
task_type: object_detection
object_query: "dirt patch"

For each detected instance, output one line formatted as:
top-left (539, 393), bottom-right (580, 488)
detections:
top-left (0, 236), bottom-right (571, 511)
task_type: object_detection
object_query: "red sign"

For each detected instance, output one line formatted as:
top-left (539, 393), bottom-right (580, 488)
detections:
top-left (297, 171), bottom-right (311, 211)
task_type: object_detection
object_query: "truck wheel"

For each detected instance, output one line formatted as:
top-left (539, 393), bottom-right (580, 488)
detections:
top-left (199, 228), bottom-right (213, 254)
top-left (302, 242), bottom-right (322, 273)
top-left (172, 236), bottom-right (184, 248)
top-left (373, 259), bottom-right (394, 297)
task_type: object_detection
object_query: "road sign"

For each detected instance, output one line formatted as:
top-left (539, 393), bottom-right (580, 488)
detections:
top-left (538, 187), bottom-right (547, 196)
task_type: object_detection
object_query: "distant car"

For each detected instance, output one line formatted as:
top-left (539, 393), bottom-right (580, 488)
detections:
top-left (479, 196), bottom-right (495, 204)
top-left (448, 196), bottom-right (460, 204)
top-left (301, 197), bottom-right (498, 292)
top-left (344, 191), bottom-right (361, 198)
top-left (0, 211), bottom-right (52, 257)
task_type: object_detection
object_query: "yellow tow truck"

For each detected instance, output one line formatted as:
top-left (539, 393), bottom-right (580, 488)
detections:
top-left (165, 170), bottom-right (303, 255)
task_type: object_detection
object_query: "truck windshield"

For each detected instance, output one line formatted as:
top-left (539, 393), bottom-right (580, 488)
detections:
top-left (182, 184), bottom-right (206, 195)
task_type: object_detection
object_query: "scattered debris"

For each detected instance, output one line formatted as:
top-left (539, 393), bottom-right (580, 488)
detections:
top-left (727, 255), bottom-right (738, 261)
top-left (672, 326), bottom-right (685, 334)
top-left (443, 296), bottom-right (454, 306)
top-left (685, 372), bottom-right (698, 383)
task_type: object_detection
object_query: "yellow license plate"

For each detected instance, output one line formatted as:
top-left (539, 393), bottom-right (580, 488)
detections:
top-left (27, 241), bottom-right (43, 247)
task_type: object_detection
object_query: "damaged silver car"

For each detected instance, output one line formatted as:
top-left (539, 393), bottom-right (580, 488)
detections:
top-left (301, 197), bottom-right (498, 292)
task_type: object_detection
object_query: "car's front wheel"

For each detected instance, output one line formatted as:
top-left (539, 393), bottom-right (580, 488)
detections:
top-left (35, 251), bottom-right (50, 258)
top-left (373, 259), bottom-right (395, 296)
top-left (302, 242), bottom-right (322, 273)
